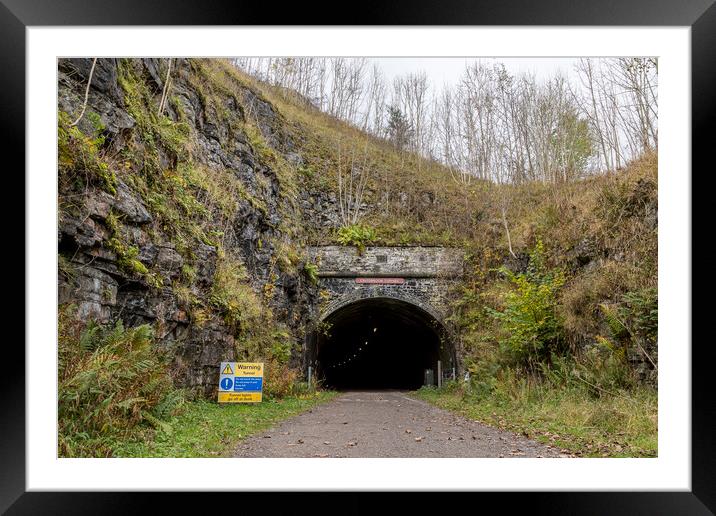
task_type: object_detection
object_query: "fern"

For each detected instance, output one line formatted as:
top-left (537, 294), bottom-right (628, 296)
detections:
top-left (58, 307), bottom-right (182, 457)
top-left (141, 410), bottom-right (173, 435)
top-left (336, 224), bottom-right (376, 254)
top-left (152, 389), bottom-right (185, 421)
top-left (599, 303), bottom-right (629, 340)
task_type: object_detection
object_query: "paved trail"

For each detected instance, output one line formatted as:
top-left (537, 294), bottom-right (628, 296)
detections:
top-left (234, 391), bottom-right (564, 458)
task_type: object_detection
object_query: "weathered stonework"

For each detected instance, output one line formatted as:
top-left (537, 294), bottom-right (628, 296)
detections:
top-left (309, 246), bottom-right (464, 278)
top-left (307, 246), bottom-right (464, 323)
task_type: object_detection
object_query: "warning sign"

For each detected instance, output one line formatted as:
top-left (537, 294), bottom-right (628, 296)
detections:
top-left (218, 362), bottom-right (264, 403)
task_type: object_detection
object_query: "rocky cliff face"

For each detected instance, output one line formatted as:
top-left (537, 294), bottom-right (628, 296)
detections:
top-left (57, 58), bottom-right (328, 395)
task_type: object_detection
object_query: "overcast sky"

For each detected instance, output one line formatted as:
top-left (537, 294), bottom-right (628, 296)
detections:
top-left (374, 57), bottom-right (581, 88)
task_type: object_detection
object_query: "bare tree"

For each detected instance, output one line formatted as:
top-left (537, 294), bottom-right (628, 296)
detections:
top-left (231, 56), bottom-right (656, 184)
top-left (70, 58), bottom-right (98, 127)
top-left (335, 141), bottom-right (372, 226)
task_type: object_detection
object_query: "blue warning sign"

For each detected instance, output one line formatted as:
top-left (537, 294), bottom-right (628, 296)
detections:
top-left (219, 377), bottom-right (234, 391)
top-left (233, 377), bottom-right (263, 391)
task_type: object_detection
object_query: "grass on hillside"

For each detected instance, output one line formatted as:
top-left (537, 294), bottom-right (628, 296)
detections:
top-left (113, 391), bottom-right (338, 458)
top-left (414, 381), bottom-right (657, 458)
top-left (206, 60), bottom-right (490, 248)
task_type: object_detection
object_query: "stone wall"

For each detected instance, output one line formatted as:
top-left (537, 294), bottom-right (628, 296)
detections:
top-left (308, 246), bottom-right (464, 323)
top-left (308, 245), bottom-right (464, 278)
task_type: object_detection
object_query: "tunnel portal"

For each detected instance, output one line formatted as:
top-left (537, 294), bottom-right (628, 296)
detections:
top-left (307, 246), bottom-right (464, 390)
top-left (315, 297), bottom-right (452, 390)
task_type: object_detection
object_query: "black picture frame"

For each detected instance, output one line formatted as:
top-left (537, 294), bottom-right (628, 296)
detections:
top-left (3, 0), bottom-right (712, 513)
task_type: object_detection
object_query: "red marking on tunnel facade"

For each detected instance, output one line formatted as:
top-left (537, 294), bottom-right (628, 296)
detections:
top-left (355, 277), bottom-right (405, 285)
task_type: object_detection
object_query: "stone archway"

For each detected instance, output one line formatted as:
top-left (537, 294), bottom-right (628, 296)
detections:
top-left (309, 296), bottom-right (456, 390)
top-left (305, 245), bottom-right (464, 389)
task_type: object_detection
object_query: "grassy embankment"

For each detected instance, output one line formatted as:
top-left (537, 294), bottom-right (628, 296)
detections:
top-left (113, 392), bottom-right (337, 458)
top-left (409, 155), bottom-right (658, 458)
top-left (414, 382), bottom-right (656, 458)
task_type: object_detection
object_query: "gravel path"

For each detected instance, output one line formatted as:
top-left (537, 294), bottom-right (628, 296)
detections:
top-left (233, 391), bottom-right (565, 458)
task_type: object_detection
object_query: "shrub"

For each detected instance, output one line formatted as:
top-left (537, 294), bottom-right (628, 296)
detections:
top-left (263, 360), bottom-right (299, 398)
top-left (487, 241), bottom-right (566, 369)
top-left (58, 306), bottom-right (184, 457)
top-left (620, 287), bottom-right (658, 346)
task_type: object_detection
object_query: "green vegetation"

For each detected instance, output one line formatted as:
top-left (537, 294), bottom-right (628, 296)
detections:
top-left (304, 261), bottom-right (319, 285)
top-left (104, 210), bottom-right (163, 287)
top-left (58, 305), bottom-right (183, 457)
top-left (58, 110), bottom-right (117, 195)
top-left (415, 377), bottom-right (657, 457)
top-left (486, 241), bottom-right (566, 369)
top-left (208, 251), bottom-right (261, 333)
top-left (336, 224), bottom-right (376, 254)
top-left (58, 306), bottom-right (336, 457)
top-left (113, 391), bottom-right (338, 457)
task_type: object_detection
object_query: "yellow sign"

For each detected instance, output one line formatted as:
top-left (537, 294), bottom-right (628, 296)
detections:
top-left (218, 392), bottom-right (263, 403)
top-left (218, 361), bottom-right (264, 403)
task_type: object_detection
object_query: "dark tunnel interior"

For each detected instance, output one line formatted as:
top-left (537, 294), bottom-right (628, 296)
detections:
top-left (315, 298), bottom-right (451, 390)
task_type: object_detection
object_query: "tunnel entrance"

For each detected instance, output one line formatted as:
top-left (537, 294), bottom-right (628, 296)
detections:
top-left (313, 297), bottom-right (453, 390)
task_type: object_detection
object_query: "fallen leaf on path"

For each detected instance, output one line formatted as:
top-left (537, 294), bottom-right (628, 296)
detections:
top-left (323, 441), bottom-right (331, 445)
top-left (415, 437), bottom-right (423, 442)
top-left (405, 429), bottom-right (412, 434)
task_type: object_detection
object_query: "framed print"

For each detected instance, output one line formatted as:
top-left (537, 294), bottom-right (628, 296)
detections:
top-left (4, 0), bottom-right (712, 513)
